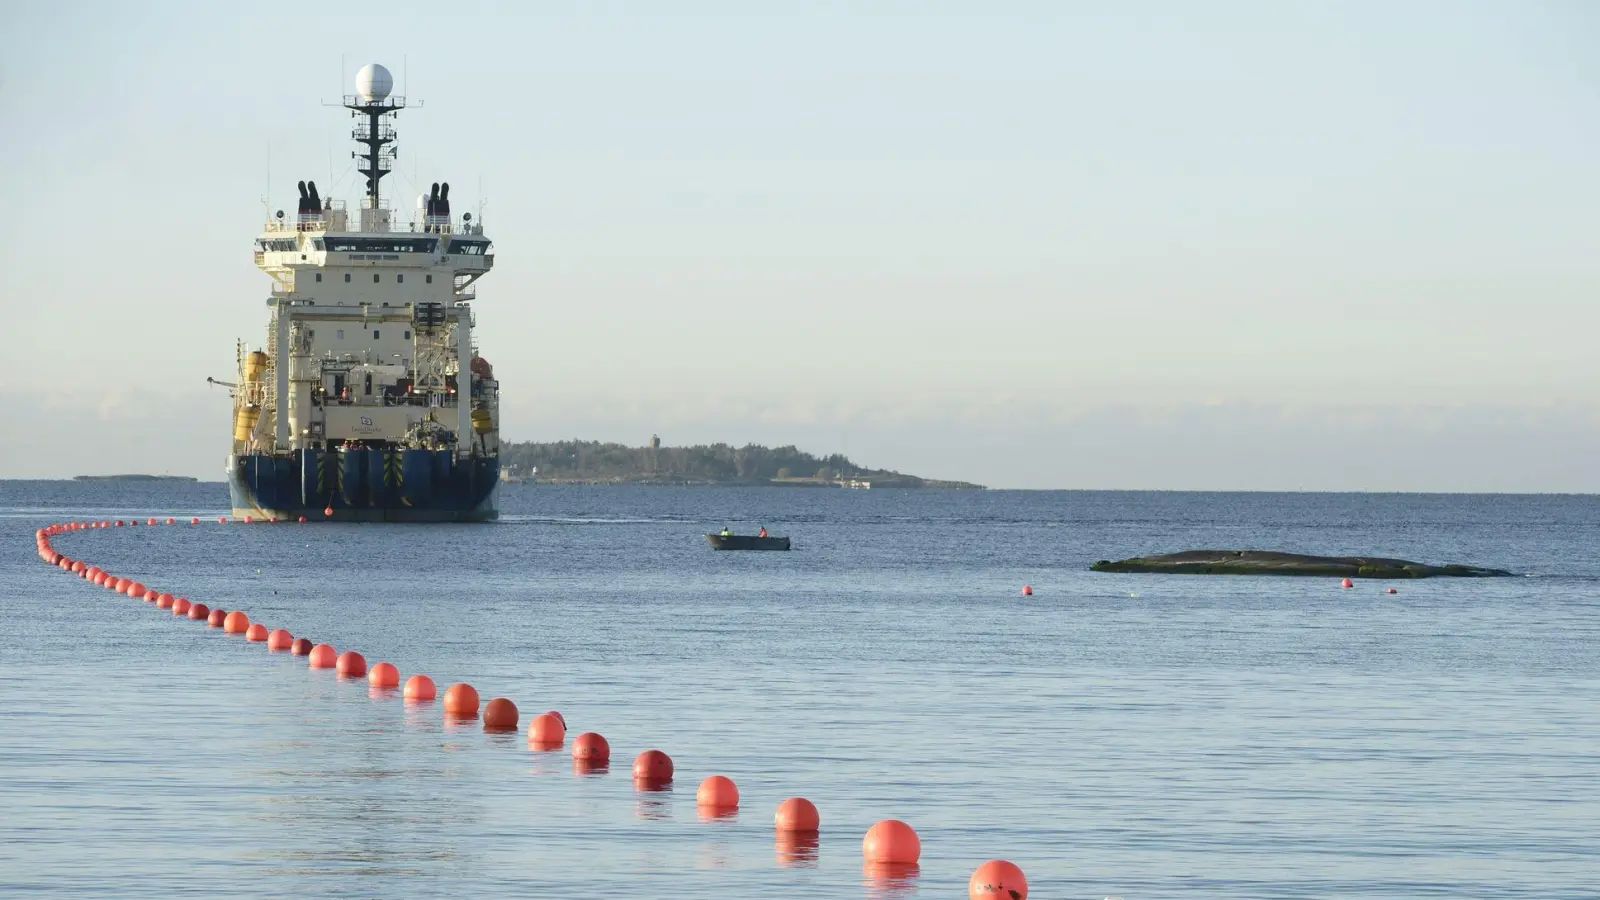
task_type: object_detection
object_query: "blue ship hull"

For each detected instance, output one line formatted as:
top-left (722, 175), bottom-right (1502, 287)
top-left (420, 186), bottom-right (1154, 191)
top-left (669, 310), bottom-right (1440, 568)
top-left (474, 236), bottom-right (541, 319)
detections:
top-left (229, 450), bottom-right (499, 522)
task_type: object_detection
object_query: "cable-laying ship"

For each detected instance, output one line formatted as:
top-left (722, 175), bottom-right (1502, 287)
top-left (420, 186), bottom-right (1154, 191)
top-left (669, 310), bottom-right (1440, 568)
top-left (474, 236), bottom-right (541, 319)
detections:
top-left (224, 63), bottom-right (500, 521)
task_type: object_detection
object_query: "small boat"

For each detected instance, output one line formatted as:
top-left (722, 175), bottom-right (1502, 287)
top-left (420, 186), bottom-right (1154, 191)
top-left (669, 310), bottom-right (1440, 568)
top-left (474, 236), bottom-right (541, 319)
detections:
top-left (706, 533), bottom-right (791, 551)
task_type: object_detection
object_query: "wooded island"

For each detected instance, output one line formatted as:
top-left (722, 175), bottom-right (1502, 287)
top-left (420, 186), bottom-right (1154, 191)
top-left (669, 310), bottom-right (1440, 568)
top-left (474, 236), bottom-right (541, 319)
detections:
top-left (498, 439), bottom-right (983, 489)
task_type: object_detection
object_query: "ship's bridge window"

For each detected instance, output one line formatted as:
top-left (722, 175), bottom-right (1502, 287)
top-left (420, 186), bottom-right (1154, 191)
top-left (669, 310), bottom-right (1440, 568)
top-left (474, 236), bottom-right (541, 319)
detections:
top-left (323, 237), bottom-right (439, 254)
top-left (255, 238), bottom-right (298, 252)
top-left (447, 239), bottom-right (491, 256)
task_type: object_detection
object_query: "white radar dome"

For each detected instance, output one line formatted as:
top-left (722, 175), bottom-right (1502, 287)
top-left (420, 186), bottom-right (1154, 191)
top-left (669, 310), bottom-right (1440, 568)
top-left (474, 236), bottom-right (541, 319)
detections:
top-left (355, 63), bottom-right (394, 102)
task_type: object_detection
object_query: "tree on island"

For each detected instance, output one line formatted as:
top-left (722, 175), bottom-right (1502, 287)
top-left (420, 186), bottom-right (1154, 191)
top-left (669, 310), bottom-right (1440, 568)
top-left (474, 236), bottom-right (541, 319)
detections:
top-left (496, 439), bottom-right (982, 488)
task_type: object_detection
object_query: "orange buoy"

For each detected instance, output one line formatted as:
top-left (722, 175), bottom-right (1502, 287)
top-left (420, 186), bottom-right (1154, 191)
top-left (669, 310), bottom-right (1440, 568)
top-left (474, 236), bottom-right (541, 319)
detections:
top-left (71, 561), bottom-right (86, 574)
top-left (335, 650), bottom-right (367, 677)
top-left (483, 697), bottom-right (519, 731)
top-left (172, 598), bottom-right (191, 615)
top-left (155, 594), bottom-right (175, 609)
top-left (697, 775), bottom-right (740, 809)
top-left (166, 518), bottom-right (176, 525)
top-left (146, 518), bottom-right (157, 526)
top-left (863, 820), bottom-right (921, 864)
top-left (246, 623), bottom-right (269, 642)
top-left (290, 637), bottom-right (313, 656)
top-left (528, 712), bottom-right (566, 748)
top-left (633, 749), bottom-right (674, 783)
top-left (115, 520), bottom-right (124, 527)
top-left (218, 517), bottom-right (227, 524)
top-left (1022, 585), bottom-right (1033, 596)
top-left (775, 797), bottom-right (820, 832)
top-left (191, 517), bottom-right (200, 525)
top-left (572, 732), bottom-right (610, 762)
top-left (187, 603), bottom-right (210, 621)
top-left (368, 661), bottom-right (400, 687)
top-left (143, 589), bottom-right (159, 602)
top-left (243, 515), bottom-right (253, 524)
top-left (1386, 588), bottom-right (1398, 594)
top-left (969, 860), bottom-right (1028, 900)
top-left (223, 611), bottom-right (250, 634)
top-left (1341, 578), bottom-right (1354, 588)
top-left (443, 683), bottom-right (480, 718)
top-left (124, 582), bottom-right (146, 598)
top-left (297, 516), bottom-right (307, 523)
top-left (266, 628), bottom-right (294, 650)
top-left (308, 644), bottom-right (338, 668)
top-left (110, 577), bottom-right (128, 592)
top-left (324, 507), bottom-right (334, 517)
top-left (207, 608), bottom-right (227, 628)
top-left (403, 674), bottom-right (437, 702)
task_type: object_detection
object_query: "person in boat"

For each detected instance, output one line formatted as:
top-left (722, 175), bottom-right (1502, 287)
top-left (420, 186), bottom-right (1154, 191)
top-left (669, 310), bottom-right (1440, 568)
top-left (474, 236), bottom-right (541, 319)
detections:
top-left (758, 526), bottom-right (768, 538)
top-left (720, 527), bottom-right (733, 536)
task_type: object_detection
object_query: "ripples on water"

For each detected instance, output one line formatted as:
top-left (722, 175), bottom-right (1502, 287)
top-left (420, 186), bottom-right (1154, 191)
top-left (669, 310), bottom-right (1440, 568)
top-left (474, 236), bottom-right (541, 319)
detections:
top-left (3, 482), bottom-right (1598, 898)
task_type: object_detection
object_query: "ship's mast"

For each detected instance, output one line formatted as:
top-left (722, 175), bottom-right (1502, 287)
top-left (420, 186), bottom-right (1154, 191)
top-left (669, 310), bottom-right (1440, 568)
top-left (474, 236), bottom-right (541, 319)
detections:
top-left (343, 65), bottom-right (405, 223)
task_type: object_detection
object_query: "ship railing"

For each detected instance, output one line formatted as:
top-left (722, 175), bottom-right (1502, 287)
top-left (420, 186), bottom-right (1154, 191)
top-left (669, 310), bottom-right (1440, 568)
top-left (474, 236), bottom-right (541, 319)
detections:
top-left (265, 217), bottom-right (327, 233)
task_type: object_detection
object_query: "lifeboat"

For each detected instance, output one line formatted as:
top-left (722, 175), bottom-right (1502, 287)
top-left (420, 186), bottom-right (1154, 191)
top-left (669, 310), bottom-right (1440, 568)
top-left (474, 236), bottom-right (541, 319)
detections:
top-left (242, 350), bottom-right (269, 382)
top-left (233, 404), bottom-right (262, 443)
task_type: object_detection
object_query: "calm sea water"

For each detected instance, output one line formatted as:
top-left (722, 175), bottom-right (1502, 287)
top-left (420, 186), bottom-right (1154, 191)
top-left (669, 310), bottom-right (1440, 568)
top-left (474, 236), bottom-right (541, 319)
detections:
top-left (3, 481), bottom-right (1597, 898)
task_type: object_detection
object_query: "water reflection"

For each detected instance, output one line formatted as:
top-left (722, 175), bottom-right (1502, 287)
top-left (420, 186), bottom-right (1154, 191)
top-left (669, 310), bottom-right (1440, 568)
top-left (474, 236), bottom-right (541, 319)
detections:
top-left (367, 685), bottom-right (400, 701)
top-left (863, 861), bottom-right (920, 898)
top-left (695, 805), bottom-right (737, 823)
top-left (635, 796), bottom-right (671, 820)
top-left (573, 759), bottom-right (610, 778)
top-left (528, 739), bottom-right (563, 752)
top-left (634, 779), bottom-right (673, 820)
top-left (774, 831), bottom-right (819, 868)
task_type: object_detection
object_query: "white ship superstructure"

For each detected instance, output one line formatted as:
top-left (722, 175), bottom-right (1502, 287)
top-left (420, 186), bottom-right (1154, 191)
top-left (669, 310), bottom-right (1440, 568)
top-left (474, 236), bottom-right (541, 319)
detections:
top-left (225, 63), bottom-right (502, 521)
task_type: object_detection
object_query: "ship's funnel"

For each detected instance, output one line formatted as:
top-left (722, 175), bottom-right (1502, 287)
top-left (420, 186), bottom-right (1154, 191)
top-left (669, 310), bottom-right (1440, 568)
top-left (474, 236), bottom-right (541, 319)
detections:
top-left (439, 182), bottom-right (450, 217)
top-left (297, 180), bottom-right (309, 214)
top-left (306, 180), bottom-right (321, 210)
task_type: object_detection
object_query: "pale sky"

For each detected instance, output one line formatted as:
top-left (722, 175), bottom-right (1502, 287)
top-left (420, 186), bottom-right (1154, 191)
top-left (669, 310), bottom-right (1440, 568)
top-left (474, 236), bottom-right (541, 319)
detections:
top-left (2, 2), bottom-right (1596, 490)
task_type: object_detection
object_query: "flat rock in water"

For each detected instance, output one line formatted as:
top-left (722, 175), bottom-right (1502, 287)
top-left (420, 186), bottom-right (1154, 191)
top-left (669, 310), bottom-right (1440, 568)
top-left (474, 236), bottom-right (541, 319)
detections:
top-left (1090, 549), bottom-right (1513, 579)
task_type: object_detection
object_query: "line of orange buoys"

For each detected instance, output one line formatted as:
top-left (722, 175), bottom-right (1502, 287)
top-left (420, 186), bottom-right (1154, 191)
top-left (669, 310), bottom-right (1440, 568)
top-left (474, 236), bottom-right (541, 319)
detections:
top-left (34, 517), bottom-right (1027, 898)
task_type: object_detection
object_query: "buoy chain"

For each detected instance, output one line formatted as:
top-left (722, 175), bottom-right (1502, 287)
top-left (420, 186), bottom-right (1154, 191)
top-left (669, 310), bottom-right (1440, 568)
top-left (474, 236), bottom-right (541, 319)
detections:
top-left (33, 518), bottom-right (1028, 897)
